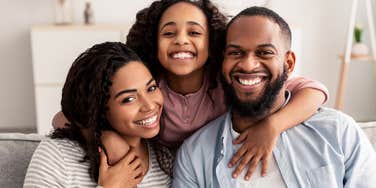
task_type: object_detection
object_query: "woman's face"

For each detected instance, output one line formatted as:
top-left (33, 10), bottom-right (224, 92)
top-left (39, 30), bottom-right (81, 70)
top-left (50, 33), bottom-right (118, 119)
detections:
top-left (106, 61), bottom-right (163, 139)
top-left (157, 2), bottom-right (209, 77)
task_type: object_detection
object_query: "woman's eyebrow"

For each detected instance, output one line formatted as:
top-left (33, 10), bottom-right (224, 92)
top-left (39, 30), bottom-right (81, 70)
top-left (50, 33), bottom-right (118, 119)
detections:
top-left (146, 78), bottom-right (155, 86)
top-left (115, 89), bottom-right (136, 98)
top-left (114, 78), bottom-right (154, 98)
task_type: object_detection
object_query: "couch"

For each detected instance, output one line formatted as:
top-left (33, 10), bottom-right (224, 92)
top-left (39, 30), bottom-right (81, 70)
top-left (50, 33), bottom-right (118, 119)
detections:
top-left (1, 122), bottom-right (376, 188)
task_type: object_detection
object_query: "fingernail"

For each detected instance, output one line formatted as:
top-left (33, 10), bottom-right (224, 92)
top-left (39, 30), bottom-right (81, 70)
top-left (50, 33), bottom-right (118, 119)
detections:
top-left (233, 174), bottom-right (237, 178)
top-left (98, 147), bottom-right (102, 153)
top-left (228, 164), bottom-right (232, 168)
top-left (245, 176), bottom-right (250, 180)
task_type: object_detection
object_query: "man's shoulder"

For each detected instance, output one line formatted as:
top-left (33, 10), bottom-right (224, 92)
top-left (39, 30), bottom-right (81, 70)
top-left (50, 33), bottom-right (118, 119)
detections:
top-left (299, 107), bottom-right (358, 140)
top-left (305, 107), bottom-right (356, 128)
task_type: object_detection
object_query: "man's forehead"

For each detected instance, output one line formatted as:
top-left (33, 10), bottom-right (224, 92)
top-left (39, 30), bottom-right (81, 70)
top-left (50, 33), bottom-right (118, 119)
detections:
top-left (226, 16), bottom-right (282, 47)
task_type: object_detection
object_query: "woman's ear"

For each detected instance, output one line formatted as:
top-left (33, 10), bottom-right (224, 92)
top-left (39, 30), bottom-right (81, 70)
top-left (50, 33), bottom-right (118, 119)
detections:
top-left (285, 51), bottom-right (296, 75)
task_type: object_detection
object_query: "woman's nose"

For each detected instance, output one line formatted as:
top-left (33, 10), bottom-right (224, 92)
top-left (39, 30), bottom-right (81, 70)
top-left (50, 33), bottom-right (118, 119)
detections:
top-left (139, 95), bottom-right (156, 112)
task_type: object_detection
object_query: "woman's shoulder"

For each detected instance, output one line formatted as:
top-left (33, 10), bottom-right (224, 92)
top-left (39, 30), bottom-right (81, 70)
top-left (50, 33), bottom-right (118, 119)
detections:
top-left (35, 138), bottom-right (86, 162)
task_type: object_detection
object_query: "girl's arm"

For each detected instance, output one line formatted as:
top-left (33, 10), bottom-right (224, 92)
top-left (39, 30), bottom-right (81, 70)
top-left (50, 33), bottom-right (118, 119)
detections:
top-left (229, 77), bottom-right (328, 180)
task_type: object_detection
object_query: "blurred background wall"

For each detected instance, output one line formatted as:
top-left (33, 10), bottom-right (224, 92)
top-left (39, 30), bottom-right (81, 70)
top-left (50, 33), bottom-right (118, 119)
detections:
top-left (0, 0), bottom-right (374, 132)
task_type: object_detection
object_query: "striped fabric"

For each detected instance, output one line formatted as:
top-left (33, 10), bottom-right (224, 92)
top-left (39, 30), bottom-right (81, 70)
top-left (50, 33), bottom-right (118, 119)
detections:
top-left (23, 138), bottom-right (171, 188)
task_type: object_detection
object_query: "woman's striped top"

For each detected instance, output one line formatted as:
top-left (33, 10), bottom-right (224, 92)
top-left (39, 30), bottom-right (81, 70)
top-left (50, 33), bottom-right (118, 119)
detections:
top-left (23, 138), bottom-right (171, 188)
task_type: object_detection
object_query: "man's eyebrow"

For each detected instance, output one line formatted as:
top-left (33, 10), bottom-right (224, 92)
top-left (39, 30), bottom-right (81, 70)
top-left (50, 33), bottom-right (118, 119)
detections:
top-left (114, 78), bottom-right (155, 99)
top-left (225, 44), bottom-right (241, 50)
top-left (258, 43), bottom-right (277, 51)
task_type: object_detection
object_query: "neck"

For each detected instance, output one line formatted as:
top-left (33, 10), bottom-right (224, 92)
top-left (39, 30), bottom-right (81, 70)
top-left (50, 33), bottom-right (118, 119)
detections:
top-left (120, 136), bottom-right (146, 155)
top-left (165, 68), bottom-right (205, 95)
top-left (232, 89), bottom-right (287, 133)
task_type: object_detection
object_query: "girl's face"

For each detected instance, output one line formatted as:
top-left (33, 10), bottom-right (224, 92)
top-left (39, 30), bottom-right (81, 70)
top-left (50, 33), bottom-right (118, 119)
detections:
top-left (106, 61), bottom-right (163, 139)
top-left (157, 2), bottom-right (209, 77)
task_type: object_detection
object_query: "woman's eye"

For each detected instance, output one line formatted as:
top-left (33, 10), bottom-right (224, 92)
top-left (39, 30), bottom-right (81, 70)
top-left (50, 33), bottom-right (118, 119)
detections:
top-left (147, 85), bottom-right (159, 92)
top-left (121, 97), bottom-right (135, 104)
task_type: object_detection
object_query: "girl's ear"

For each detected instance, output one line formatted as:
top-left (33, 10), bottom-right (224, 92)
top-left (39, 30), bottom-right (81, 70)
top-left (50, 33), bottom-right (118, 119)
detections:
top-left (285, 51), bottom-right (296, 76)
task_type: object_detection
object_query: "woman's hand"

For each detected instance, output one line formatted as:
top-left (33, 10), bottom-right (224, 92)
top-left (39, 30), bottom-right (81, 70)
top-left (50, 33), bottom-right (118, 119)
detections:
top-left (98, 147), bottom-right (143, 188)
top-left (228, 117), bottom-right (280, 180)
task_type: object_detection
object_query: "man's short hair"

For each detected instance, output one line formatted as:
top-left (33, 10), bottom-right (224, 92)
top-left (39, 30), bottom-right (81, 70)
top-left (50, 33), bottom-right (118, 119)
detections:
top-left (226, 6), bottom-right (292, 49)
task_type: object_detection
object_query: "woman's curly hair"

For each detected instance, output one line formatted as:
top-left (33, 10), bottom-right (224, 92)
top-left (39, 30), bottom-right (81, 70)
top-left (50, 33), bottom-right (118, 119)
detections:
top-left (51, 42), bottom-right (142, 181)
top-left (126, 0), bottom-right (228, 89)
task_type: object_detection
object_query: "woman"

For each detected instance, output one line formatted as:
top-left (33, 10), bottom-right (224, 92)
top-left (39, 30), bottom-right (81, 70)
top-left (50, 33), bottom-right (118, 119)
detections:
top-left (24, 42), bottom-right (171, 187)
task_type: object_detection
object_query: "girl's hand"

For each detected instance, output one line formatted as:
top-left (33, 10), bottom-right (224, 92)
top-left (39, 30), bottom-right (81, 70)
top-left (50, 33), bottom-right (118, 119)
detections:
top-left (228, 117), bottom-right (280, 180)
top-left (98, 147), bottom-right (143, 188)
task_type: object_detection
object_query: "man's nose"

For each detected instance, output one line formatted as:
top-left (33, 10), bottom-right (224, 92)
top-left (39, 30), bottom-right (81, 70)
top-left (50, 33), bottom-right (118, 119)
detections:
top-left (238, 54), bottom-right (260, 71)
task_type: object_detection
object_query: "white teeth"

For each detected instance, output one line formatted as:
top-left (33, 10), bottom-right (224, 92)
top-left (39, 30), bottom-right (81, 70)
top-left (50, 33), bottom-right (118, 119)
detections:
top-left (172, 52), bottom-right (193, 59)
top-left (136, 115), bottom-right (158, 126)
top-left (238, 77), bottom-right (262, 86)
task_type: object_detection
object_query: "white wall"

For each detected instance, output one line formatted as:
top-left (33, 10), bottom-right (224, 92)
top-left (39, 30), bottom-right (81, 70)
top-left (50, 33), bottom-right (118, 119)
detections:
top-left (0, 0), bottom-right (375, 132)
top-left (269, 0), bottom-right (376, 121)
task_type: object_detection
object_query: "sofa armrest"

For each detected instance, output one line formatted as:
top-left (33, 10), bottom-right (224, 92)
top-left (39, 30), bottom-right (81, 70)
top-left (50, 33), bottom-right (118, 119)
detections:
top-left (0, 133), bottom-right (44, 188)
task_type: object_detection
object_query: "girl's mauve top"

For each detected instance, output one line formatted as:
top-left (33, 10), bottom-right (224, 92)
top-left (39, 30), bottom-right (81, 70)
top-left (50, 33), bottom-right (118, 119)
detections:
top-left (158, 74), bottom-right (329, 147)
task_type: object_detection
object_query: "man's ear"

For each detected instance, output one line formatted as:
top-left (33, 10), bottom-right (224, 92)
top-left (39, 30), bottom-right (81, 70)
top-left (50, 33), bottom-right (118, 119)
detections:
top-left (285, 51), bottom-right (296, 75)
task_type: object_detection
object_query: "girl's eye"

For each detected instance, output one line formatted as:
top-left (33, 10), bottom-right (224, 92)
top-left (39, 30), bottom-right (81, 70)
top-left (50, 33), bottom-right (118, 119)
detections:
top-left (121, 97), bottom-right (135, 104)
top-left (162, 32), bottom-right (174, 36)
top-left (189, 31), bottom-right (201, 36)
top-left (147, 85), bottom-right (159, 92)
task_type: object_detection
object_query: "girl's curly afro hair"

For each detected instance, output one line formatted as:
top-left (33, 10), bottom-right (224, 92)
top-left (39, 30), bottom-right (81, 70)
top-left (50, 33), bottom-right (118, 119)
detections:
top-left (126, 0), bottom-right (228, 89)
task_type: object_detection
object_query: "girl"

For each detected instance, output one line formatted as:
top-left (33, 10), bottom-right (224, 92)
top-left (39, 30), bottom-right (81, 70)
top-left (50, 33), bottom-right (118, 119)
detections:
top-left (25, 42), bottom-right (171, 187)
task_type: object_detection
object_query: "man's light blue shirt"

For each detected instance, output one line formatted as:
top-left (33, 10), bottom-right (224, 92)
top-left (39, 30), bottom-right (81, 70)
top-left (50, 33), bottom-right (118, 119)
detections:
top-left (173, 107), bottom-right (376, 188)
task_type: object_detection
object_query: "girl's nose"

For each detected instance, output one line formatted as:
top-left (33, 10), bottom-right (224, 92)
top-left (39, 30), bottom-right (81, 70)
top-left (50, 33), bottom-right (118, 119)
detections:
top-left (174, 32), bottom-right (189, 45)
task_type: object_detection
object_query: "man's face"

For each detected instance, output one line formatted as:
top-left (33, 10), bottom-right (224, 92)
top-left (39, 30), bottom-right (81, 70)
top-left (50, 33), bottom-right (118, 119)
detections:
top-left (222, 16), bottom-right (294, 117)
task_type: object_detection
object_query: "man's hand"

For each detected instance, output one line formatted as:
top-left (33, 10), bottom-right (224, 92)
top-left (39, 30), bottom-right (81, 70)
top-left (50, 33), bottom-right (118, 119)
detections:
top-left (98, 147), bottom-right (143, 188)
top-left (228, 118), bottom-right (280, 180)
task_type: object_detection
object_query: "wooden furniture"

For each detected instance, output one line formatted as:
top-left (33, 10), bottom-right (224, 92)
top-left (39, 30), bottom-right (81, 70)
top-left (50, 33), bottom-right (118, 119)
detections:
top-left (31, 24), bottom-right (129, 134)
top-left (335, 0), bottom-right (376, 110)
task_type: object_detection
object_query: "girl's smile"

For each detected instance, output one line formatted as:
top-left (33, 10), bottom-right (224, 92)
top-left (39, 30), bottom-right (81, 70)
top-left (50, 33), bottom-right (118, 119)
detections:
top-left (157, 2), bottom-right (209, 77)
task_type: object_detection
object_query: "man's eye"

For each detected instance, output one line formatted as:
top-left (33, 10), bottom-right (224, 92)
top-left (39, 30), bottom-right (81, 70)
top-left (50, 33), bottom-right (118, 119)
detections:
top-left (257, 50), bottom-right (274, 57)
top-left (147, 85), bottom-right (159, 92)
top-left (121, 97), bottom-right (135, 104)
top-left (226, 51), bottom-right (242, 57)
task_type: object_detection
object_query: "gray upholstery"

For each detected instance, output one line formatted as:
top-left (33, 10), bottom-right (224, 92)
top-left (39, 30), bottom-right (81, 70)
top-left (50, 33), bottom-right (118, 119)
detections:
top-left (0, 133), bottom-right (43, 188)
top-left (359, 122), bottom-right (376, 150)
top-left (0, 122), bottom-right (375, 188)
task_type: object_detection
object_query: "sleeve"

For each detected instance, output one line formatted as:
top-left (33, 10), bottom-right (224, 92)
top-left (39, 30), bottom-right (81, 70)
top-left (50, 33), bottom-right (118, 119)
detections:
top-left (172, 143), bottom-right (199, 188)
top-left (286, 76), bottom-right (329, 103)
top-left (340, 114), bottom-right (376, 188)
top-left (23, 140), bottom-right (67, 188)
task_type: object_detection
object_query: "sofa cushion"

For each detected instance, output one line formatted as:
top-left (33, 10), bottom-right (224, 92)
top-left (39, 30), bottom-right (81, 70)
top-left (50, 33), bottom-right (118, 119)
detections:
top-left (0, 133), bottom-right (43, 188)
top-left (358, 121), bottom-right (376, 150)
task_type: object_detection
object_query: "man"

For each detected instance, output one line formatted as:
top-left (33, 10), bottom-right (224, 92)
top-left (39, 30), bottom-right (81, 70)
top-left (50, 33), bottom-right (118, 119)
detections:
top-left (173, 6), bottom-right (376, 188)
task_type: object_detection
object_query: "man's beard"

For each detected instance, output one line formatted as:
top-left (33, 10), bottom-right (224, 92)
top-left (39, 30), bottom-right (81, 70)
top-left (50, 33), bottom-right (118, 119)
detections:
top-left (221, 67), bottom-right (288, 119)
